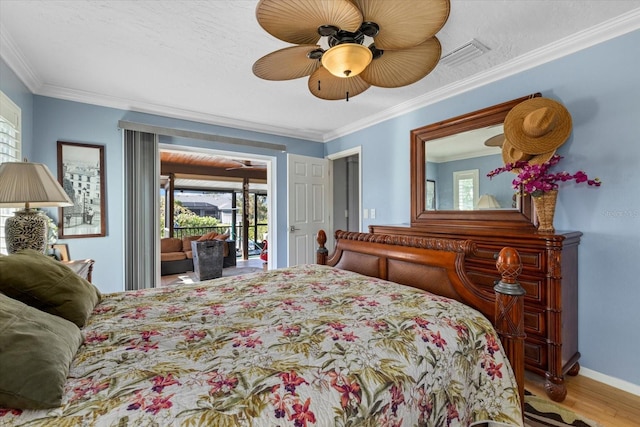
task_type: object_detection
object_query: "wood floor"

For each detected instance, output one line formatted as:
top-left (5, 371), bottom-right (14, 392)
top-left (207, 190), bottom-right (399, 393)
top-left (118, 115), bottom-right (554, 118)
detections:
top-left (524, 370), bottom-right (640, 426)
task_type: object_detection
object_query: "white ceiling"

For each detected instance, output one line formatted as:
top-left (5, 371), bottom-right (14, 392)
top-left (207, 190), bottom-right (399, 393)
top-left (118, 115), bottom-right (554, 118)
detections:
top-left (1, 1), bottom-right (639, 143)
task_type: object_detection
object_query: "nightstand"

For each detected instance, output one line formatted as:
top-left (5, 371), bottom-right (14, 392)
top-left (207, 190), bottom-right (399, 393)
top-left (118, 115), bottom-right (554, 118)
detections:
top-left (63, 259), bottom-right (95, 283)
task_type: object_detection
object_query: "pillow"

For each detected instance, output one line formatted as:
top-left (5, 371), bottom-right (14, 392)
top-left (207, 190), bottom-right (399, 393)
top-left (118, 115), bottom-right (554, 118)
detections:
top-left (0, 293), bottom-right (83, 409)
top-left (0, 249), bottom-right (101, 327)
top-left (182, 235), bottom-right (201, 252)
top-left (197, 231), bottom-right (219, 241)
top-left (160, 237), bottom-right (183, 253)
top-left (213, 233), bottom-right (230, 241)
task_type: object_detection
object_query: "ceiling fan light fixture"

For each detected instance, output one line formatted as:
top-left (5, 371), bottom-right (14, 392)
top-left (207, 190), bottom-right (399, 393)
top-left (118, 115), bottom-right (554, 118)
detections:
top-left (321, 43), bottom-right (372, 78)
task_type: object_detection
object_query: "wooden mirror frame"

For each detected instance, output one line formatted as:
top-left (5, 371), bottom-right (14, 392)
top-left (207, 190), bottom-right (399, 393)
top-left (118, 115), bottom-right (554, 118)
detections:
top-left (410, 93), bottom-right (541, 230)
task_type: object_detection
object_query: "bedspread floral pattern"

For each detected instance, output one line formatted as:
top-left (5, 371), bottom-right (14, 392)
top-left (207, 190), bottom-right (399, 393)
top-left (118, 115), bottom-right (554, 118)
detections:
top-left (3, 265), bottom-right (523, 426)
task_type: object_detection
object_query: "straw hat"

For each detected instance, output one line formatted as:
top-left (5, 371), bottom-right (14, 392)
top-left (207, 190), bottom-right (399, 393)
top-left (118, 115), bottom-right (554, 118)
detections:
top-left (484, 133), bottom-right (505, 147)
top-left (503, 97), bottom-right (572, 154)
top-left (502, 139), bottom-right (556, 168)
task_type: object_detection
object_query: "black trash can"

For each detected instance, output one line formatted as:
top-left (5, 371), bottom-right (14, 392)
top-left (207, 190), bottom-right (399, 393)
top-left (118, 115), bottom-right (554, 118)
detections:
top-left (191, 240), bottom-right (224, 281)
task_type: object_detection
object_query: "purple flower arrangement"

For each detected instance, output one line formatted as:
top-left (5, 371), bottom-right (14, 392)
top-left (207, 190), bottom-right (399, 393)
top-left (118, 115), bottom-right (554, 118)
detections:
top-left (487, 155), bottom-right (601, 197)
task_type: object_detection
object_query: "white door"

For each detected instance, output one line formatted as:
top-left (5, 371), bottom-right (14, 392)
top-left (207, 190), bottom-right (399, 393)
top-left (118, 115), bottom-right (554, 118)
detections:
top-left (287, 154), bottom-right (330, 266)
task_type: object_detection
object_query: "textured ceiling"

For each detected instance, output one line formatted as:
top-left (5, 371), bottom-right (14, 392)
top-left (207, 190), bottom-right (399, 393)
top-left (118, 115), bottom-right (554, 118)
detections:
top-left (1, 1), bottom-right (639, 142)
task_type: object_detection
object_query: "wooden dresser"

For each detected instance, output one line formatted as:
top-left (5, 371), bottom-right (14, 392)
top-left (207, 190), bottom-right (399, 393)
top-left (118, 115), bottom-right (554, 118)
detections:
top-left (369, 224), bottom-right (581, 402)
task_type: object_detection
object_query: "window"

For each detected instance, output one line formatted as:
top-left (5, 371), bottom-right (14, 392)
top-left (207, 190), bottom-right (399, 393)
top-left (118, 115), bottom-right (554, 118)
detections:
top-left (453, 169), bottom-right (479, 210)
top-left (0, 91), bottom-right (22, 254)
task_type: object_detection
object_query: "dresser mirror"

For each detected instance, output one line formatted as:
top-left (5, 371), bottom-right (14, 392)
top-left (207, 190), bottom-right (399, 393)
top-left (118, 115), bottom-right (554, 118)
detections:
top-left (410, 93), bottom-right (540, 229)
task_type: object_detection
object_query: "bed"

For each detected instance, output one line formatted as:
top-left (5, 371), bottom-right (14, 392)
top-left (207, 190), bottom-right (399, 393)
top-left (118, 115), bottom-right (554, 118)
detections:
top-left (0, 230), bottom-right (525, 426)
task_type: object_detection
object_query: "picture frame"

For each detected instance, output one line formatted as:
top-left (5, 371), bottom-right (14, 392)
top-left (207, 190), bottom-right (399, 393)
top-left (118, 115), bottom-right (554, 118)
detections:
top-left (426, 179), bottom-right (436, 210)
top-left (50, 243), bottom-right (70, 261)
top-left (57, 141), bottom-right (106, 238)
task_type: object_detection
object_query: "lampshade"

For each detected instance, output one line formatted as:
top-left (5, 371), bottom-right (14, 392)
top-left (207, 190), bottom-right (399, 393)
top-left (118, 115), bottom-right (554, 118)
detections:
top-left (321, 43), bottom-right (373, 78)
top-left (0, 162), bottom-right (73, 208)
top-left (0, 161), bottom-right (73, 254)
top-left (477, 194), bottom-right (501, 209)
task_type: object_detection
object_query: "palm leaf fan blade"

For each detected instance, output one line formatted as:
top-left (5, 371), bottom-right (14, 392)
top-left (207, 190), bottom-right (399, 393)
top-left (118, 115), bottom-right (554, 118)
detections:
top-left (308, 67), bottom-right (370, 100)
top-left (256, 0), bottom-right (362, 45)
top-left (253, 45), bottom-right (322, 80)
top-left (352, 0), bottom-right (450, 50)
top-left (360, 37), bottom-right (442, 88)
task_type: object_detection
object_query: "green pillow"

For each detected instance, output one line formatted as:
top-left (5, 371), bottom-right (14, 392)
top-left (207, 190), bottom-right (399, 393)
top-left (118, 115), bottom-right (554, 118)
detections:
top-left (0, 293), bottom-right (83, 409)
top-left (0, 249), bottom-right (101, 327)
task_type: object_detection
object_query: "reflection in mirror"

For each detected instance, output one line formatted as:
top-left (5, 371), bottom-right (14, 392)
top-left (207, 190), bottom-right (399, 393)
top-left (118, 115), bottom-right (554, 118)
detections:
top-left (425, 179), bottom-right (435, 210)
top-left (410, 93), bottom-right (540, 229)
top-left (425, 123), bottom-right (517, 210)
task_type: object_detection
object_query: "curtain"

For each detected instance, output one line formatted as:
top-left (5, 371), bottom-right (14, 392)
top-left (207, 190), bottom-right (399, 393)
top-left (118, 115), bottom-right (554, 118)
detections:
top-left (123, 129), bottom-right (158, 290)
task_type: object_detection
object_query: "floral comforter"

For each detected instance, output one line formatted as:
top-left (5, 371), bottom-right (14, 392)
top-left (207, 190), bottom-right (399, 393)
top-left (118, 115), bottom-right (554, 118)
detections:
top-left (3, 264), bottom-right (522, 427)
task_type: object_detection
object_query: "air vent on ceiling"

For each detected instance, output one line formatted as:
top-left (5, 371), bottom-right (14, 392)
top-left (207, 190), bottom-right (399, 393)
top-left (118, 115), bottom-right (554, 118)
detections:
top-left (440, 39), bottom-right (490, 67)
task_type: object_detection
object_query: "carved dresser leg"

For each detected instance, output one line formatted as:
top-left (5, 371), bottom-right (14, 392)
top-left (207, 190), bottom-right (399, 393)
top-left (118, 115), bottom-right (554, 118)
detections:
top-left (544, 373), bottom-right (568, 402)
top-left (567, 362), bottom-right (581, 376)
top-left (544, 360), bottom-right (580, 401)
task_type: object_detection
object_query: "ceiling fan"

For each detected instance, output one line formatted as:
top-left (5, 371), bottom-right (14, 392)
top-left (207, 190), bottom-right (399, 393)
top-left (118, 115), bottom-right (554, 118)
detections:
top-left (252, 0), bottom-right (450, 101)
top-left (225, 160), bottom-right (267, 171)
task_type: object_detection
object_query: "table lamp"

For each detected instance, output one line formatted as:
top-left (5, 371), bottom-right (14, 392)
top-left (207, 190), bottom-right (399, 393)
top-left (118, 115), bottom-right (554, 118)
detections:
top-left (477, 194), bottom-right (501, 209)
top-left (0, 161), bottom-right (73, 253)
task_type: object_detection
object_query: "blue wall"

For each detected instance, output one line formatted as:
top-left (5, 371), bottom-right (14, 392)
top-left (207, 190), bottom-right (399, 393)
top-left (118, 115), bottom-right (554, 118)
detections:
top-left (1, 61), bottom-right (323, 293)
top-left (38, 101), bottom-right (321, 293)
top-left (2, 28), bottom-right (639, 389)
top-left (327, 30), bottom-right (640, 388)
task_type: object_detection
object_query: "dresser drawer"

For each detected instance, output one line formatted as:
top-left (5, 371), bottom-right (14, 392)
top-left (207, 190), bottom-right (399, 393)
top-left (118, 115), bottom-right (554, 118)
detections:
top-left (466, 269), bottom-right (546, 306)
top-left (466, 269), bottom-right (546, 336)
top-left (470, 245), bottom-right (544, 273)
top-left (525, 336), bottom-right (548, 371)
top-left (369, 225), bottom-right (582, 388)
top-left (524, 307), bottom-right (546, 337)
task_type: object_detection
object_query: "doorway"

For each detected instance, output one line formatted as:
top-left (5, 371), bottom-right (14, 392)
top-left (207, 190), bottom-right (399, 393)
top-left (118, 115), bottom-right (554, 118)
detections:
top-left (159, 144), bottom-right (275, 270)
top-left (328, 146), bottom-right (362, 233)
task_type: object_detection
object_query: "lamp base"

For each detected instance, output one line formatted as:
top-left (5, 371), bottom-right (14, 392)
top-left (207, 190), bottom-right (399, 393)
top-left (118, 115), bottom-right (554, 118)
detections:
top-left (5, 209), bottom-right (48, 254)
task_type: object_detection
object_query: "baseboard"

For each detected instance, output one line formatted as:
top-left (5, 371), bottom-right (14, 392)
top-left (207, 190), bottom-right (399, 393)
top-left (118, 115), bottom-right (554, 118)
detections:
top-left (580, 367), bottom-right (640, 397)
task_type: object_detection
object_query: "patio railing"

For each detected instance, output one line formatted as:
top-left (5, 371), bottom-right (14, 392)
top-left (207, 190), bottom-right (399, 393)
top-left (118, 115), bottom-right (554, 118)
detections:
top-left (172, 224), bottom-right (266, 258)
top-left (172, 226), bottom-right (230, 239)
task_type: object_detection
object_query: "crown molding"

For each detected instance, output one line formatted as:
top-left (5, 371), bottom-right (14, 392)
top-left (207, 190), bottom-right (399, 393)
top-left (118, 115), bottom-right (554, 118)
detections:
top-left (38, 83), bottom-right (327, 142)
top-left (2, 9), bottom-right (639, 143)
top-left (0, 26), bottom-right (42, 92)
top-left (0, 28), bottom-right (326, 142)
top-left (324, 8), bottom-right (640, 142)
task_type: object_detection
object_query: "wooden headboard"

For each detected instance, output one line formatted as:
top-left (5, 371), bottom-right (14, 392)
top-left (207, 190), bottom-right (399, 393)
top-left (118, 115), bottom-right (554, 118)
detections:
top-left (316, 229), bottom-right (526, 408)
top-left (319, 230), bottom-right (495, 317)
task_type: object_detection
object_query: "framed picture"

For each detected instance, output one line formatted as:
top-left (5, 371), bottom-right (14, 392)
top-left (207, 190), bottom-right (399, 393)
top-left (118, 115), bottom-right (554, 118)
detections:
top-left (50, 244), bottom-right (70, 261)
top-left (426, 179), bottom-right (436, 210)
top-left (57, 141), bottom-right (106, 238)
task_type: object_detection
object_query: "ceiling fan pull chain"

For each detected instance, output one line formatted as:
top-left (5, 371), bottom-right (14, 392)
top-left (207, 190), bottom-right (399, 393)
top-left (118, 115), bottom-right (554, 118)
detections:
top-left (346, 91), bottom-right (350, 102)
top-left (318, 80), bottom-right (321, 91)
